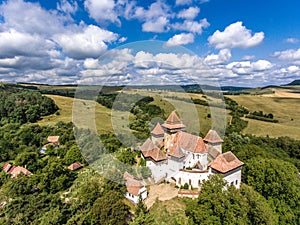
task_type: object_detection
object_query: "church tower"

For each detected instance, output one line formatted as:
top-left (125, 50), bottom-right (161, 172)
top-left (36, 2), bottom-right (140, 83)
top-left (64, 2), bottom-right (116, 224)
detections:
top-left (162, 111), bottom-right (186, 134)
top-left (203, 129), bottom-right (223, 153)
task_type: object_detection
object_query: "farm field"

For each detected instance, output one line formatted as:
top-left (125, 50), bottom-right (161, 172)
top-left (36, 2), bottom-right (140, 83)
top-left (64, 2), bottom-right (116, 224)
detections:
top-left (229, 91), bottom-right (300, 139)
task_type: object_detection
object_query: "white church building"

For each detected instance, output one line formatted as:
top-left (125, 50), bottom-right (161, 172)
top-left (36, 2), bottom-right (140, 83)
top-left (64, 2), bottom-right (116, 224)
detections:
top-left (140, 111), bottom-right (244, 189)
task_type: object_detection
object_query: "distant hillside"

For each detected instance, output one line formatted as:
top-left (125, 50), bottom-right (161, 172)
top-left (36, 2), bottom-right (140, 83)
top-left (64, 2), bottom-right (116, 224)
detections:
top-left (285, 79), bottom-right (300, 86)
top-left (127, 84), bottom-right (251, 93)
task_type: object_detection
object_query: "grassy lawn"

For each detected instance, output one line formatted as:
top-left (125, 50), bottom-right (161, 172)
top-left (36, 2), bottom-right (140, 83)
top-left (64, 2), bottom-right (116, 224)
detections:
top-left (228, 95), bottom-right (300, 139)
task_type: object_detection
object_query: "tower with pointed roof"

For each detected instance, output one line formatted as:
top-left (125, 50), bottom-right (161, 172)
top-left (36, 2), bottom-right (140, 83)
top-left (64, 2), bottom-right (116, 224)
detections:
top-left (204, 129), bottom-right (223, 153)
top-left (151, 122), bottom-right (165, 146)
top-left (162, 110), bottom-right (186, 134)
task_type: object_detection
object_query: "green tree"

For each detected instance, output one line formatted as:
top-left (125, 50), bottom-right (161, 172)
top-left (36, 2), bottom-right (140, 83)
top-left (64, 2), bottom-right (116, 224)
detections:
top-left (14, 151), bottom-right (39, 172)
top-left (243, 157), bottom-right (300, 224)
top-left (130, 195), bottom-right (154, 225)
top-left (87, 190), bottom-right (130, 225)
top-left (64, 145), bottom-right (85, 165)
top-left (186, 175), bottom-right (277, 225)
top-left (240, 185), bottom-right (277, 225)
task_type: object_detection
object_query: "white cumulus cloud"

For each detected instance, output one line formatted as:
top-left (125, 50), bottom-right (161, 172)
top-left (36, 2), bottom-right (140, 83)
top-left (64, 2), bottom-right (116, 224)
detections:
top-left (273, 48), bottom-right (300, 61)
top-left (54, 25), bottom-right (118, 59)
top-left (84, 0), bottom-right (120, 25)
top-left (57, 0), bottom-right (78, 15)
top-left (204, 49), bottom-right (231, 65)
top-left (175, 0), bottom-right (192, 6)
top-left (177, 6), bottom-right (200, 20)
top-left (132, 1), bottom-right (171, 33)
top-left (208, 21), bottom-right (264, 49)
top-left (252, 60), bottom-right (273, 71)
top-left (172, 18), bottom-right (209, 34)
top-left (142, 16), bottom-right (169, 33)
top-left (165, 33), bottom-right (195, 47)
top-left (0, 29), bottom-right (54, 58)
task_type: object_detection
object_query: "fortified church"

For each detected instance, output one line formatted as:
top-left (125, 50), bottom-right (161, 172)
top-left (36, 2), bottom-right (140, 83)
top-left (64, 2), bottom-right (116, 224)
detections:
top-left (140, 111), bottom-right (244, 189)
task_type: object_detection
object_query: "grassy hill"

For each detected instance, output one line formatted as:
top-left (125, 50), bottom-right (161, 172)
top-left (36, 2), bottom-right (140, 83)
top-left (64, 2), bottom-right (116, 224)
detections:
top-left (38, 85), bottom-right (300, 140)
top-left (228, 91), bottom-right (300, 139)
top-left (37, 95), bottom-right (113, 134)
top-left (38, 91), bottom-right (230, 138)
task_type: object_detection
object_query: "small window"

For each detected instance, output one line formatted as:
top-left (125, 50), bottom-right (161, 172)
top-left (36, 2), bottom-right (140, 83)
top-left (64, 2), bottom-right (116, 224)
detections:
top-left (193, 154), bottom-right (195, 159)
top-left (231, 181), bottom-right (234, 186)
top-left (235, 180), bottom-right (238, 185)
top-left (179, 177), bottom-right (181, 185)
top-left (189, 179), bottom-right (192, 185)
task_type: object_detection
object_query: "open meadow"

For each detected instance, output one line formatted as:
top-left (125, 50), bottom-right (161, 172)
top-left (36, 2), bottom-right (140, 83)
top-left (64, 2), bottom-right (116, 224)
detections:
top-left (37, 95), bottom-right (113, 134)
top-left (228, 88), bottom-right (300, 139)
top-left (38, 86), bottom-right (300, 140)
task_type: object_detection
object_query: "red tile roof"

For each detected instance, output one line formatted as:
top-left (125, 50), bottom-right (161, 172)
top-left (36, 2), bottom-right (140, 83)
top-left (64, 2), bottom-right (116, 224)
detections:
top-left (206, 145), bottom-right (221, 159)
top-left (123, 171), bottom-right (134, 180)
top-left (162, 111), bottom-right (185, 130)
top-left (168, 143), bottom-right (185, 158)
top-left (204, 130), bottom-right (223, 143)
top-left (151, 123), bottom-right (164, 136)
top-left (124, 172), bottom-right (143, 196)
top-left (9, 166), bottom-right (32, 178)
top-left (165, 110), bottom-right (182, 124)
top-left (140, 138), bottom-right (156, 152)
top-left (47, 136), bottom-right (60, 144)
top-left (68, 162), bottom-right (83, 171)
top-left (193, 161), bottom-right (204, 170)
top-left (172, 131), bottom-right (207, 153)
top-left (144, 147), bottom-right (167, 162)
top-left (209, 151), bottom-right (244, 173)
top-left (194, 138), bottom-right (207, 153)
top-left (3, 163), bottom-right (12, 173)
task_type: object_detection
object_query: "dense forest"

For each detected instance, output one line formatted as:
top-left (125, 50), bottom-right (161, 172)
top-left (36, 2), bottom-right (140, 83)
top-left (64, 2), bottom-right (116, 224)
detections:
top-left (0, 85), bottom-right (299, 224)
top-left (0, 85), bottom-right (58, 124)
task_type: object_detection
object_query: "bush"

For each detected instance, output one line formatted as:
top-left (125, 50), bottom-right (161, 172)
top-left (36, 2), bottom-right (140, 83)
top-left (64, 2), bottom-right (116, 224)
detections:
top-left (182, 183), bottom-right (189, 190)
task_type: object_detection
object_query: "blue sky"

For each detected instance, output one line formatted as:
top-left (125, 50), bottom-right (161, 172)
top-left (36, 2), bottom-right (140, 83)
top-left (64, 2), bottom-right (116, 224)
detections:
top-left (0, 0), bottom-right (300, 86)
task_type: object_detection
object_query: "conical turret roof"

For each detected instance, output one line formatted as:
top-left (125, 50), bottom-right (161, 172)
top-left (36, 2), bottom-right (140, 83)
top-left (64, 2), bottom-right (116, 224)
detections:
top-left (162, 111), bottom-right (185, 131)
top-left (151, 122), bottom-right (165, 136)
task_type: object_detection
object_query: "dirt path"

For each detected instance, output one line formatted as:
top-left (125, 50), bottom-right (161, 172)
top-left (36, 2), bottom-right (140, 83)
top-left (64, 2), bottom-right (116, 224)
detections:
top-left (144, 183), bottom-right (179, 209)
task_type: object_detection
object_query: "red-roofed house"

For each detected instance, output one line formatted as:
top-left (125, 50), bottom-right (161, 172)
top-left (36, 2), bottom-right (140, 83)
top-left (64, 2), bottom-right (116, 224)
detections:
top-left (3, 164), bottom-right (32, 178)
top-left (208, 151), bottom-right (244, 187)
top-left (3, 163), bottom-right (12, 173)
top-left (47, 136), bottom-right (60, 146)
top-left (10, 166), bottom-right (32, 178)
top-left (124, 172), bottom-right (147, 204)
top-left (68, 162), bottom-right (83, 171)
